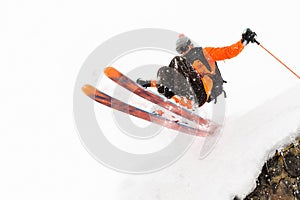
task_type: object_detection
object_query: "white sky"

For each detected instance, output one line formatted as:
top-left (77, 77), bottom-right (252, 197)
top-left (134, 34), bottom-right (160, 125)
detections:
top-left (1, 0), bottom-right (300, 199)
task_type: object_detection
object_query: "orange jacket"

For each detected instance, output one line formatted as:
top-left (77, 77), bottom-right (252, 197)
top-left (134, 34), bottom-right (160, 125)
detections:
top-left (204, 40), bottom-right (245, 61)
top-left (191, 40), bottom-right (245, 98)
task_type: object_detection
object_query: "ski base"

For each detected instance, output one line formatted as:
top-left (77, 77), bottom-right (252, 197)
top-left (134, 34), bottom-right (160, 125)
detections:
top-left (82, 85), bottom-right (211, 137)
top-left (82, 66), bottom-right (219, 137)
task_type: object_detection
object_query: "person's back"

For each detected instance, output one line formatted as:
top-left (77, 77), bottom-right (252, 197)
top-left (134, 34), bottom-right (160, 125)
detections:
top-left (183, 46), bottom-right (226, 103)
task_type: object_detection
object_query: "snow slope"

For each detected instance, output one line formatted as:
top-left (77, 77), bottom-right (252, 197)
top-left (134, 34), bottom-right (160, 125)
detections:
top-left (117, 83), bottom-right (300, 200)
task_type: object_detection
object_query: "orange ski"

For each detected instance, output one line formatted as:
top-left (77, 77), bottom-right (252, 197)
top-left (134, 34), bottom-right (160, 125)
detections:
top-left (104, 66), bottom-right (212, 126)
top-left (82, 84), bottom-right (210, 137)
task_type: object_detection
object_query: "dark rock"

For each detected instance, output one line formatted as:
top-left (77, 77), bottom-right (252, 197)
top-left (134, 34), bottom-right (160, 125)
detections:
top-left (238, 137), bottom-right (300, 200)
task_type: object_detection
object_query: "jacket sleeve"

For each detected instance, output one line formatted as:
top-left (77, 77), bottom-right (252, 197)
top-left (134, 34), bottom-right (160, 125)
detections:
top-left (203, 40), bottom-right (245, 61)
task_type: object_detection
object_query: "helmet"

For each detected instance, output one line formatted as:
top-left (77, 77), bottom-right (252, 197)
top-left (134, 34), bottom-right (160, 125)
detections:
top-left (176, 34), bottom-right (193, 54)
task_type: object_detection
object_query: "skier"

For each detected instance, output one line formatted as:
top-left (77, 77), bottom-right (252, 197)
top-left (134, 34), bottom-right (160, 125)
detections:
top-left (137, 28), bottom-right (257, 109)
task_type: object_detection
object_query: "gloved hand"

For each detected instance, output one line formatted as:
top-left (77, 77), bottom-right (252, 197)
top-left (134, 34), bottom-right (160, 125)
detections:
top-left (241, 28), bottom-right (257, 45)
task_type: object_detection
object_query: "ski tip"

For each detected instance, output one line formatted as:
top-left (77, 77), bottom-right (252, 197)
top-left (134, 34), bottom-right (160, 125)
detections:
top-left (104, 66), bottom-right (120, 77)
top-left (82, 84), bottom-right (96, 97)
top-left (104, 66), bottom-right (115, 74)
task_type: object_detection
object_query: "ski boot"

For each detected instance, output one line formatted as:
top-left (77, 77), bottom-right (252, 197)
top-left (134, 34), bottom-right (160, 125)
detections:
top-left (136, 79), bottom-right (156, 88)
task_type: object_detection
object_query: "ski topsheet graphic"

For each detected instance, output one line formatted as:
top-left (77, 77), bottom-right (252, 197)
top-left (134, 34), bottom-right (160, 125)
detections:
top-left (82, 67), bottom-right (218, 137)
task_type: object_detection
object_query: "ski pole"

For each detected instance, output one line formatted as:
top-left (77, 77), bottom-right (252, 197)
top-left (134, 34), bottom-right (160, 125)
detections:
top-left (254, 39), bottom-right (300, 79)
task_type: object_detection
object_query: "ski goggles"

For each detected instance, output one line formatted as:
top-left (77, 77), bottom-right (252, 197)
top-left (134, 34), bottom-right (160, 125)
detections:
top-left (176, 39), bottom-right (192, 54)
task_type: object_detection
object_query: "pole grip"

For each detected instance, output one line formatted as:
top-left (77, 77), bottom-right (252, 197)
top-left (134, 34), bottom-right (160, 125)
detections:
top-left (254, 39), bottom-right (260, 45)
